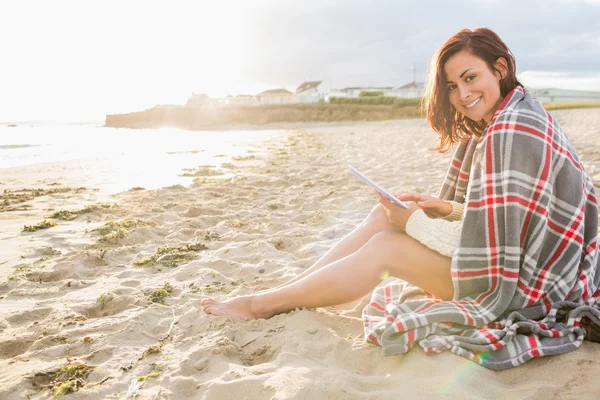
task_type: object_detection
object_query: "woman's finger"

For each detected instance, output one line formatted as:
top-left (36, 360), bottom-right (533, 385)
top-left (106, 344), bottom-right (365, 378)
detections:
top-left (395, 193), bottom-right (423, 202)
top-left (373, 190), bottom-right (385, 202)
top-left (379, 196), bottom-right (394, 208)
top-left (372, 191), bottom-right (388, 205)
top-left (418, 198), bottom-right (453, 218)
top-left (417, 199), bottom-right (443, 208)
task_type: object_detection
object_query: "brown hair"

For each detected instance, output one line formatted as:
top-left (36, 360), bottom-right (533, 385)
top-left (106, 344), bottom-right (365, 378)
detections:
top-left (423, 28), bottom-right (521, 152)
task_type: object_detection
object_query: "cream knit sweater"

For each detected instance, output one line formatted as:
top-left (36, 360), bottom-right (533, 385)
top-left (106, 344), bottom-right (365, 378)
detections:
top-left (405, 201), bottom-right (464, 257)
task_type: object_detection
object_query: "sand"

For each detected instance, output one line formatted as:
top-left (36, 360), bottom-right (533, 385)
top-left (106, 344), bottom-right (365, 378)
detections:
top-left (1, 112), bottom-right (600, 399)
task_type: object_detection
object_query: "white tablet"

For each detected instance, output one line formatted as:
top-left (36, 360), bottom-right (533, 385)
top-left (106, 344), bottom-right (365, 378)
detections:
top-left (349, 165), bottom-right (409, 208)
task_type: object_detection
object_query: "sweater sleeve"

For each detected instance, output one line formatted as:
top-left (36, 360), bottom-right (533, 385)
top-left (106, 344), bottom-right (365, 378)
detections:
top-left (441, 201), bottom-right (465, 222)
top-left (405, 210), bottom-right (462, 258)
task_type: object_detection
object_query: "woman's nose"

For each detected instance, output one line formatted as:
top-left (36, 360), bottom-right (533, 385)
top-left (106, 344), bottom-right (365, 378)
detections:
top-left (459, 85), bottom-right (471, 101)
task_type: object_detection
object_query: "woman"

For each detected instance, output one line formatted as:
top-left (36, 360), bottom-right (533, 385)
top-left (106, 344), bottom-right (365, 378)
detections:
top-left (202, 28), bottom-right (600, 369)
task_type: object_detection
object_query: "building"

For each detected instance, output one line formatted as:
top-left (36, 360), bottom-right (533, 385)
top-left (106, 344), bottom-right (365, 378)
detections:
top-left (336, 86), bottom-right (394, 98)
top-left (325, 83), bottom-right (424, 101)
top-left (384, 81), bottom-right (425, 99)
top-left (292, 81), bottom-right (324, 103)
top-left (256, 88), bottom-right (293, 105)
top-left (221, 94), bottom-right (256, 106)
top-left (530, 88), bottom-right (600, 104)
top-left (186, 92), bottom-right (211, 108)
top-left (325, 86), bottom-right (393, 102)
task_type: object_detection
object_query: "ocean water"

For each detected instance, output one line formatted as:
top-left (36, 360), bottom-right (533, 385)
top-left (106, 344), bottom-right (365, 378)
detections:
top-left (0, 124), bottom-right (281, 196)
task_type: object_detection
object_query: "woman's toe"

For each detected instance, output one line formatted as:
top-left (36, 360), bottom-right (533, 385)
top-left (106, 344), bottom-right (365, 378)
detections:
top-left (200, 298), bottom-right (217, 306)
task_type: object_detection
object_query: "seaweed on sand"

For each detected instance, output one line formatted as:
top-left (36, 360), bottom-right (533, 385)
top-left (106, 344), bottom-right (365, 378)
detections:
top-left (1, 187), bottom-right (90, 212)
top-left (48, 203), bottom-right (118, 221)
top-left (96, 291), bottom-right (113, 310)
top-left (133, 242), bottom-right (208, 268)
top-left (92, 219), bottom-right (156, 244)
top-left (148, 282), bottom-right (173, 304)
top-left (180, 165), bottom-right (224, 177)
top-left (232, 155), bottom-right (257, 161)
top-left (23, 220), bottom-right (57, 232)
top-left (29, 363), bottom-right (96, 397)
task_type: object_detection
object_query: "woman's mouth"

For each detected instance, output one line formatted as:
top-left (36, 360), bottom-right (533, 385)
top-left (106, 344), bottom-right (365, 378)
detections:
top-left (465, 97), bottom-right (482, 109)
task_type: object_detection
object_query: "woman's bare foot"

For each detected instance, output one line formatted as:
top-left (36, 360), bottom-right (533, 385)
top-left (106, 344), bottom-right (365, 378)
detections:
top-left (200, 298), bottom-right (218, 306)
top-left (201, 295), bottom-right (274, 319)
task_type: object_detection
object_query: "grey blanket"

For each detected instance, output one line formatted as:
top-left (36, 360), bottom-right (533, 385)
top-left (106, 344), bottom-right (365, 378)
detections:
top-left (363, 86), bottom-right (600, 370)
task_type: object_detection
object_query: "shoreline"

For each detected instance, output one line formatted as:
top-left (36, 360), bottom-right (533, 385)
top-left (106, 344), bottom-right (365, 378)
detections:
top-left (102, 117), bottom-right (429, 133)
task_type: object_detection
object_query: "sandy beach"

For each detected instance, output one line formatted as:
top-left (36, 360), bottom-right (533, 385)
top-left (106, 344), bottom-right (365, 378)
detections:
top-left (2, 111), bottom-right (600, 399)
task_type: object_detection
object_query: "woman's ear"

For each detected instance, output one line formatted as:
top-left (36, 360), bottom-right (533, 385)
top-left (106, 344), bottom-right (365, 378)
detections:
top-left (495, 57), bottom-right (509, 80)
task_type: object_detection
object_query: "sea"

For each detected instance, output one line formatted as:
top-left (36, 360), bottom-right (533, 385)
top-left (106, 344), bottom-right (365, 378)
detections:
top-left (0, 123), bottom-right (282, 197)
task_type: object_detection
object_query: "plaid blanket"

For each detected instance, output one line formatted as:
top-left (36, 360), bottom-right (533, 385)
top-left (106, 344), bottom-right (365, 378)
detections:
top-left (363, 86), bottom-right (600, 370)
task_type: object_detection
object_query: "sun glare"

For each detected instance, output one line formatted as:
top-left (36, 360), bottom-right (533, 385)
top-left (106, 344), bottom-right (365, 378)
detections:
top-left (0, 1), bottom-right (259, 122)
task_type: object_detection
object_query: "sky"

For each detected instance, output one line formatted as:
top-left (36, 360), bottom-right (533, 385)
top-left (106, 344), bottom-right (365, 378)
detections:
top-left (1, 0), bottom-right (599, 122)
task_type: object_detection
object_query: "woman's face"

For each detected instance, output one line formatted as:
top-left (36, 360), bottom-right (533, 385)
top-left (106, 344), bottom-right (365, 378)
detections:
top-left (443, 50), bottom-right (505, 123)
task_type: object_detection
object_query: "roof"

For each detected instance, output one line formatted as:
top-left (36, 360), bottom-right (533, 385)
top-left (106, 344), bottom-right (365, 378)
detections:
top-left (395, 81), bottom-right (425, 90)
top-left (190, 93), bottom-right (210, 99)
top-left (296, 81), bottom-right (322, 93)
top-left (257, 88), bottom-right (293, 96)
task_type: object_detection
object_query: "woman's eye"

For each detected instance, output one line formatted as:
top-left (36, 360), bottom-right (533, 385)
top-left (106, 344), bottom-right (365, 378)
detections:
top-left (466, 75), bottom-right (475, 82)
top-left (447, 85), bottom-right (456, 92)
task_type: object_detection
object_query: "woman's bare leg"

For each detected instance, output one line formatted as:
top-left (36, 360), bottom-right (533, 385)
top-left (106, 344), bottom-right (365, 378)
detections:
top-left (201, 231), bottom-right (453, 319)
top-left (258, 204), bottom-right (396, 293)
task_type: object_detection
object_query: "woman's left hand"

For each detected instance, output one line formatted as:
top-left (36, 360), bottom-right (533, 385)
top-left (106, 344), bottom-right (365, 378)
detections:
top-left (372, 190), bottom-right (420, 232)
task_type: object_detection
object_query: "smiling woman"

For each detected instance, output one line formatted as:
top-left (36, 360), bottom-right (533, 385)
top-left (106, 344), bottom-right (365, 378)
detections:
top-left (424, 28), bottom-right (522, 151)
top-left (201, 27), bottom-right (600, 371)
top-left (444, 52), bottom-right (507, 123)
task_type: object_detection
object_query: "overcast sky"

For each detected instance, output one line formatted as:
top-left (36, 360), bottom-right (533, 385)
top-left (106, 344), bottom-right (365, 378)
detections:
top-left (1, 0), bottom-right (599, 122)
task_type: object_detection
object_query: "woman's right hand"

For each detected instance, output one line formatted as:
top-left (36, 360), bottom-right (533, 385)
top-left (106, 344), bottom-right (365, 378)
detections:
top-left (394, 193), bottom-right (453, 218)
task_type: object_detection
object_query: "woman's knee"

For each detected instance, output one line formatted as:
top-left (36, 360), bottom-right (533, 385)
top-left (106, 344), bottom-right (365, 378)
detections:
top-left (363, 204), bottom-right (392, 232)
top-left (361, 231), bottom-right (408, 262)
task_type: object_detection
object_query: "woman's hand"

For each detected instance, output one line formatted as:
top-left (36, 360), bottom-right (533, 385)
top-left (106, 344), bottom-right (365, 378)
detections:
top-left (372, 190), bottom-right (420, 232)
top-left (394, 193), bottom-right (452, 218)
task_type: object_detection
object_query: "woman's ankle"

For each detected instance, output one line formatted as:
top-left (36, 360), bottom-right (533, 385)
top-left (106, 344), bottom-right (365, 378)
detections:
top-left (250, 292), bottom-right (288, 319)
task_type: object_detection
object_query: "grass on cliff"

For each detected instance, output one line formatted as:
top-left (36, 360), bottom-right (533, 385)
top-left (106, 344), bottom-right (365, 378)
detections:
top-left (105, 102), bottom-right (425, 130)
top-left (105, 98), bottom-right (600, 131)
top-left (543, 102), bottom-right (600, 111)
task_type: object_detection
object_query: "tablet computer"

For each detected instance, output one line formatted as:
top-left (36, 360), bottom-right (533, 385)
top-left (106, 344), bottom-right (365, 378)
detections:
top-left (349, 165), bottom-right (409, 208)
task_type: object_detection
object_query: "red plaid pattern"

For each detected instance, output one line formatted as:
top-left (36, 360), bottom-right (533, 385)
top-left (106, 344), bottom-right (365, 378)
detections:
top-left (363, 87), bottom-right (600, 370)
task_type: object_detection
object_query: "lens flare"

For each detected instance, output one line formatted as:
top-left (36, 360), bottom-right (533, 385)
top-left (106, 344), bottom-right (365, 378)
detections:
top-left (379, 270), bottom-right (390, 280)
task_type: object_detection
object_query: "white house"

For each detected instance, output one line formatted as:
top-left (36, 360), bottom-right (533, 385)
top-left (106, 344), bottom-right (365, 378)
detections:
top-left (337, 86), bottom-right (394, 98)
top-left (186, 92), bottom-right (211, 108)
top-left (530, 88), bottom-right (600, 104)
top-left (291, 81), bottom-right (325, 103)
top-left (325, 90), bottom-right (352, 101)
top-left (384, 81), bottom-right (425, 99)
top-left (325, 86), bottom-right (393, 102)
top-left (256, 88), bottom-right (294, 105)
top-left (221, 94), bottom-right (256, 106)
